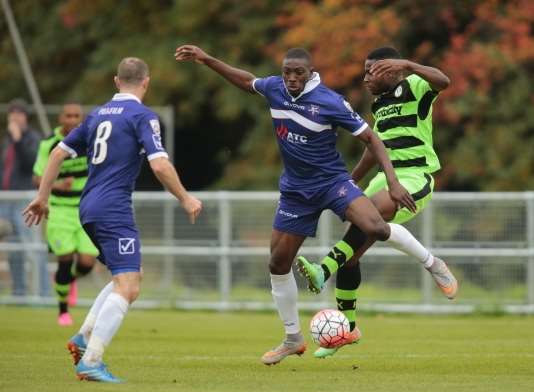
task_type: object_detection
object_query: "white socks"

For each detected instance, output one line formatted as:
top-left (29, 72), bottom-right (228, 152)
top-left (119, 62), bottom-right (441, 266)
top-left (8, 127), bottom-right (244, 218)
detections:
top-left (82, 292), bottom-right (129, 367)
top-left (271, 271), bottom-right (301, 335)
top-left (79, 281), bottom-right (114, 343)
top-left (386, 223), bottom-right (434, 268)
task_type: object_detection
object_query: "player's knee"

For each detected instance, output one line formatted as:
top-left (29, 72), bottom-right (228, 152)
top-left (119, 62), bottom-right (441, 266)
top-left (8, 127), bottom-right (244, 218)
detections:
top-left (361, 218), bottom-right (389, 241)
top-left (269, 253), bottom-right (292, 275)
top-left (372, 221), bottom-right (390, 242)
top-left (114, 281), bottom-right (141, 303)
top-left (75, 262), bottom-right (93, 277)
top-left (119, 286), bottom-right (140, 304)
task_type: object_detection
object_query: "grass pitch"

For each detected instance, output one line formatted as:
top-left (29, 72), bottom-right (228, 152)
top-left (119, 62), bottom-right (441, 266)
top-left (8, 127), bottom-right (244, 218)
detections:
top-left (0, 307), bottom-right (533, 392)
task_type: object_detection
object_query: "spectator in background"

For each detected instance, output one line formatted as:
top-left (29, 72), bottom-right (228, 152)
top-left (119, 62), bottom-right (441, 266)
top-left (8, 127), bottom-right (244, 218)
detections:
top-left (0, 99), bottom-right (49, 297)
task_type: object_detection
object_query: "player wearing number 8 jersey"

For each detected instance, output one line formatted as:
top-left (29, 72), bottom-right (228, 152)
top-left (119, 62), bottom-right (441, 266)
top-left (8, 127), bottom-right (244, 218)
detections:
top-left (23, 57), bottom-right (202, 383)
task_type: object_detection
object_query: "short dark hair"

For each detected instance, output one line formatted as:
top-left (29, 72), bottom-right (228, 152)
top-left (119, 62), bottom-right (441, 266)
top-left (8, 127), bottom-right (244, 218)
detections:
top-left (61, 101), bottom-right (83, 114)
top-left (367, 47), bottom-right (401, 60)
top-left (7, 98), bottom-right (29, 115)
top-left (117, 57), bottom-right (149, 85)
top-left (284, 47), bottom-right (312, 63)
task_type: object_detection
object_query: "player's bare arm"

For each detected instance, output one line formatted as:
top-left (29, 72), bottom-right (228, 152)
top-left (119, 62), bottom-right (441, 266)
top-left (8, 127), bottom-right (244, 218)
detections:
top-left (370, 59), bottom-right (450, 91)
top-left (23, 146), bottom-right (70, 226)
top-left (175, 45), bottom-right (256, 93)
top-left (33, 175), bottom-right (74, 192)
top-left (149, 157), bottom-right (202, 224)
top-left (356, 128), bottom-right (417, 213)
top-left (350, 147), bottom-right (377, 183)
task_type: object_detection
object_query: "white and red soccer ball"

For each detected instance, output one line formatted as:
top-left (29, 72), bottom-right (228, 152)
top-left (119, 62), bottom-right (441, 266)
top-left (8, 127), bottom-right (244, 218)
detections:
top-left (309, 309), bottom-right (350, 348)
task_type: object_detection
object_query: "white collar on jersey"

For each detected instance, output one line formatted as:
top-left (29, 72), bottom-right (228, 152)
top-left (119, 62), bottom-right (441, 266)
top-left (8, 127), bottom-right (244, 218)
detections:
top-left (112, 92), bottom-right (141, 104)
top-left (284, 72), bottom-right (321, 102)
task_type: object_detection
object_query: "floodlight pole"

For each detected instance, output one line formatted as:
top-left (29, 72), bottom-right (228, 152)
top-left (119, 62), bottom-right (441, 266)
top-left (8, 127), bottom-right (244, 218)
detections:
top-left (1, 0), bottom-right (51, 135)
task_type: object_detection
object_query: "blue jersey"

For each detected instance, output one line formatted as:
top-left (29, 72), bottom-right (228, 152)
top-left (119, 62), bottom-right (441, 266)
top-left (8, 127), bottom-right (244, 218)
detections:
top-left (252, 73), bottom-right (369, 198)
top-left (59, 93), bottom-right (168, 224)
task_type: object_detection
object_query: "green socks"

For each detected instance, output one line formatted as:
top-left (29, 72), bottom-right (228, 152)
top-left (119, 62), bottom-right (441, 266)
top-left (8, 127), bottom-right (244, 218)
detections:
top-left (335, 288), bottom-right (357, 331)
top-left (321, 240), bottom-right (355, 280)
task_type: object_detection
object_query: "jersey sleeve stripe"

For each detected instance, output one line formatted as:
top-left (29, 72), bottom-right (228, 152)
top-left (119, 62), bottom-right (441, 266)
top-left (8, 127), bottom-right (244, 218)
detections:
top-left (252, 79), bottom-right (265, 96)
top-left (270, 109), bottom-right (332, 133)
top-left (58, 141), bottom-right (78, 158)
top-left (351, 123), bottom-right (368, 136)
top-left (147, 151), bottom-right (169, 161)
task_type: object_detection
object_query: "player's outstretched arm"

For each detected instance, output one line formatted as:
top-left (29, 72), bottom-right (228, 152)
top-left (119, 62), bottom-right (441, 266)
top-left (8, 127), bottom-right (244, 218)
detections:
top-left (175, 45), bottom-right (256, 93)
top-left (149, 157), bottom-right (202, 224)
top-left (351, 147), bottom-right (377, 183)
top-left (33, 175), bottom-right (74, 192)
top-left (23, 146), bottom-right (70, 226)
top-left (370, 59), bottom-right (450, 91)
top-left (356, 127), bottom-right (417, 213)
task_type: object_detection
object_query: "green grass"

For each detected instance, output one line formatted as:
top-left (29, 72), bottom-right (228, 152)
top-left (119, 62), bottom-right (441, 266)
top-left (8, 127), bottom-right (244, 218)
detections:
top-left (1, 307), bottom-right (533, 391)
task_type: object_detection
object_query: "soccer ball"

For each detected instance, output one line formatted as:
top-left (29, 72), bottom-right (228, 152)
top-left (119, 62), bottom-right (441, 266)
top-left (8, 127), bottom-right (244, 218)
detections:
top-left (309, 309), bottom-right (350, 348)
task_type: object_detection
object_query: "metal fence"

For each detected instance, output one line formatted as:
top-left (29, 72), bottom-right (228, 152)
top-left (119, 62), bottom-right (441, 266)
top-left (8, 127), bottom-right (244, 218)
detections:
top-left (1, 191), bottom-right (533, 314)
top-left (0, 104), bottom-right (175, 161)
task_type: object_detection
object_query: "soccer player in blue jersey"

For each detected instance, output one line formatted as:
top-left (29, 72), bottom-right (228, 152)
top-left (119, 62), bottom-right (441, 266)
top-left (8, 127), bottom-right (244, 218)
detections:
top-left (176, 45), bottom-right (439, 365)
top-left (23, 57), bottom-right (202, 383)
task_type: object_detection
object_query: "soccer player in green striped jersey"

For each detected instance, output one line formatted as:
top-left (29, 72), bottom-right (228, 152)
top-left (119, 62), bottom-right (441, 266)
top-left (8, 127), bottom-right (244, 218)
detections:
top-left (33, 103), bottom-right (98, 326)
top-left (297, 47), bottom-right (458, 358)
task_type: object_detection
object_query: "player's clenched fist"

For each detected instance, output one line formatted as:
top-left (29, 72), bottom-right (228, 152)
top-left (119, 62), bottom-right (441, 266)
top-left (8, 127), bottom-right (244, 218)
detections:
top-left (174, 45), bottom-right (210, 64)
top-left (22, 197), bottom-right (49, 226)
top-left (181, 194), bottom-right (202, 224)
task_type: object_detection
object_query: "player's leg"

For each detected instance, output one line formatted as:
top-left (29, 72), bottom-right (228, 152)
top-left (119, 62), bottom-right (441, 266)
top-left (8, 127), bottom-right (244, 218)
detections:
top-left (310, 195), bottom-right (421, 355)
top-left (297, 180), bottom-right (369, 294)
top-left (303, 172), bottom-right (457, 298)
top-left (68, 280), bottom-right (114, 364)
top-left (76, 272), bottom-right (137, 383)
top-left (74, 222), bottom-right (140, 382)
top-left (262, 193), bottom-right (320, 365)
top-left (346, 189), bottom-right (457, 297)
top-left (67, 223), bottom-right (110, 365)
top-left (48, 207), bottom-right (81, 319)
top-left (297, 219), bottom-right (369, 293)
top-left (81, 271), bottom-right (139, 365)
top-left (68, 216), bottom-right (99, 307)
top-left (314, 262), bottom-right (363, 358)
top-left (73, 254), bottom-right (96, 278)
top-left (48, 215), bottom-right (78, 324)
top-left (364, 173), bottom-right (458, 298)
top-left (55, 254), bottom-right (76, 326)
top-left (262, 229), bottom-right (307, 365)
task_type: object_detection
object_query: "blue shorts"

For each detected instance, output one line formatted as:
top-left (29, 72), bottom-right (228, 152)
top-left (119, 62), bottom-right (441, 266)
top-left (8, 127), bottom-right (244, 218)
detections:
top-left (273, 179), bottom-right (364, 237)
top-left (82, 222), bottom-right (141, 275)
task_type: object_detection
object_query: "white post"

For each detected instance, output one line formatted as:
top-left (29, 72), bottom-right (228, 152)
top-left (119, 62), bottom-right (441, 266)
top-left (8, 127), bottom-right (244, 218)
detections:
top-left (160, 106), bottom-right (175, 292)
top-left (161, 198), bottom-right (175, 290)
top-left (421, 203), bottom-right (433, 304)
top-left (526, 194), bottom-right (534, 304)
top-left (218, 193), bottom-right (232, 308)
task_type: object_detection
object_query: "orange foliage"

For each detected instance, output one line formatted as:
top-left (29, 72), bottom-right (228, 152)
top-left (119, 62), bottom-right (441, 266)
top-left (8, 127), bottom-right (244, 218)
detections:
top-left (273, 0), bottom-right (401, 94)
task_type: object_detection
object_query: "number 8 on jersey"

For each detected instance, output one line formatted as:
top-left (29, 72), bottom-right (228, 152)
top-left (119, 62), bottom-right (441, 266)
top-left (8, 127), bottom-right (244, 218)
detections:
top-left (92, 121), bottom-right (112, 165)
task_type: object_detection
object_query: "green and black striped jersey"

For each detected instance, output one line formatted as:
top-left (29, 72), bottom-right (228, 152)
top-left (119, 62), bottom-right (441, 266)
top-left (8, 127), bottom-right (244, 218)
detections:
top-left (33, 126), bottom-right (88, 207)
top-left (371, 74), bottom-right (440, 173)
